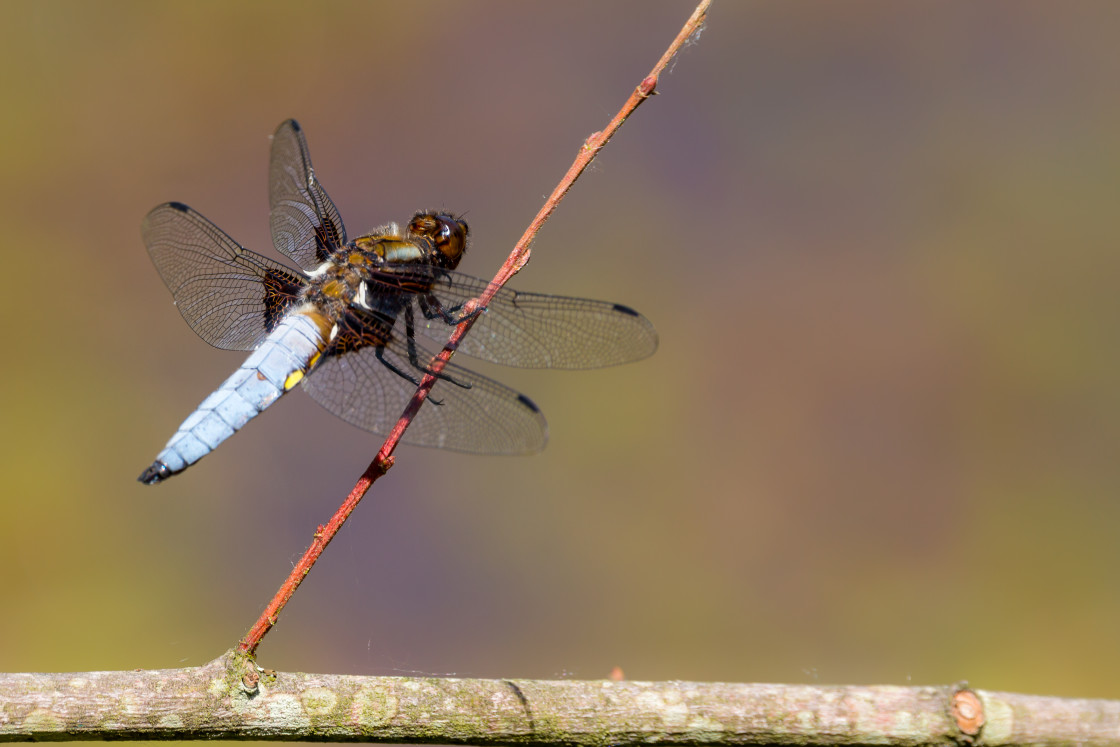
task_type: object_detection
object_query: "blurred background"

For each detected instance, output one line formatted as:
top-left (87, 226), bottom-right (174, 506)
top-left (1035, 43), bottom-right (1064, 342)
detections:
top-left (2, 1), bottom-right (1119, 702)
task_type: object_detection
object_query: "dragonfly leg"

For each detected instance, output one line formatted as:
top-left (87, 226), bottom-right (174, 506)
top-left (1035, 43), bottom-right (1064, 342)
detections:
top-left (404, 305), bottom-right (472, 390)
top-left (374, 346), bottom-right (447, 406)
top-left (418, 294), bottom-right (485, 325)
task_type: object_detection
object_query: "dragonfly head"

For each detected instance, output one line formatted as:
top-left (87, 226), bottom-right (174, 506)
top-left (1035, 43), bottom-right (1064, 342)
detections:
top-left (409, 212), bottom-right (469, 270)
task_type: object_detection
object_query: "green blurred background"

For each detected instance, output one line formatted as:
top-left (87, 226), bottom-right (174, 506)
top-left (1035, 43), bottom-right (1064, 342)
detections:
top-left (2, 1), bottom-right (1119, 701)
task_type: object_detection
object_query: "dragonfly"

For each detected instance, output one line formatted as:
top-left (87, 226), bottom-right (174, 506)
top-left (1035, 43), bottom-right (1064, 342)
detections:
top-left (139, 119), bottom-right (658, 484)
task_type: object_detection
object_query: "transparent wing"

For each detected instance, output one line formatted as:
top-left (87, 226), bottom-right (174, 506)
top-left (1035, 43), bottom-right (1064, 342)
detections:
top-left (383, 270), bottom-right (659, 369)
top-left (269, 119), bottom-right (347, 271)
top-left (142, 202), bottom-right (306, 351)
top-left (301, 335), bottom-right (548, 455)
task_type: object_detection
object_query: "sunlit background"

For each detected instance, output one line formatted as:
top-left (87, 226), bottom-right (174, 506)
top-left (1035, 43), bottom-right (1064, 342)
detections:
top-left (2, 1), bottom-right (1118, 702)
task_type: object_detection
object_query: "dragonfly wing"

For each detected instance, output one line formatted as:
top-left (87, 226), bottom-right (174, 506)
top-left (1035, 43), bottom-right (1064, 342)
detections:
top-left (269, 119), bottom-right (348, 271)
top-left (142, 202), bottom-right (306, 351)
top-left (390, 271), bottom-right (659, 369)
top-left (302, 330), bottom-right (547, 455)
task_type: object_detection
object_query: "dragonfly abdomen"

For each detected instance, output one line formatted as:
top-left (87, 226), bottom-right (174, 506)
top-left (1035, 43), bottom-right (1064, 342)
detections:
top-left (139, 313), bottom-right (328, 484)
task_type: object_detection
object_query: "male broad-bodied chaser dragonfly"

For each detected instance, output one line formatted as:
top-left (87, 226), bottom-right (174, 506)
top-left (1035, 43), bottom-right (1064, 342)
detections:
top-left (139, 120), bottom-right (657, 484)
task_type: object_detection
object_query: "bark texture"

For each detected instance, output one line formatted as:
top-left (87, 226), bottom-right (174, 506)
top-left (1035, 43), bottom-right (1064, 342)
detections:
top-left (1, 652), bottom-right (1117, 744)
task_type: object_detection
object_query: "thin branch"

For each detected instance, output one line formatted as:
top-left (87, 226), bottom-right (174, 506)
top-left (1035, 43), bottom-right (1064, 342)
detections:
top-left (237, 0), bottom-right (711, 657)
top-left (3, 653), bottom-right (1118, 745)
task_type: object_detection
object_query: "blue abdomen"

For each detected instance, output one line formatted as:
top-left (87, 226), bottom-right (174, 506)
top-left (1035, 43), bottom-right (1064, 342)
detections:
top-left (139, 313), bottom-right (326, 484)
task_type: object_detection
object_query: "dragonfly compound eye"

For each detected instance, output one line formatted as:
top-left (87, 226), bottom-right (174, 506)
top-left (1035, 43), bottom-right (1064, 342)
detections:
top-left (411, 212), bottom-right (468, 269)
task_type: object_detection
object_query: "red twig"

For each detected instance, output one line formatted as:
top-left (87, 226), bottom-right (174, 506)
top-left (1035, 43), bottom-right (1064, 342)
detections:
top-left (238, 0), bottom-right (710, 657)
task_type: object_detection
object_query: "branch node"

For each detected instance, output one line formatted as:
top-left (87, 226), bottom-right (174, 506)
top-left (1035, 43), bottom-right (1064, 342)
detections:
top-left (951, 686), bottom-right (986, 742)
top-left (240, 669), bottom-right (260, 695)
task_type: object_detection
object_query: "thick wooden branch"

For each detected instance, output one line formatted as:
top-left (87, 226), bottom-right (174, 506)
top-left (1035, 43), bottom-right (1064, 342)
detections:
top-left (1, 651), bottom-right (1117, 744)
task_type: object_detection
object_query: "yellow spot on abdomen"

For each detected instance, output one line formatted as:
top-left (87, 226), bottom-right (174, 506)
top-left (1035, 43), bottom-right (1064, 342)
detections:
top-left (284, 370), bottom-right (305, 390)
